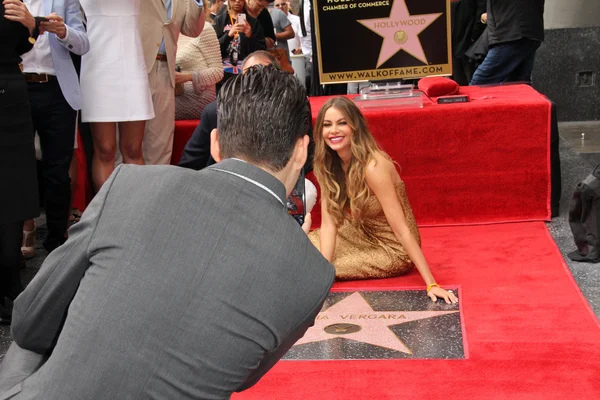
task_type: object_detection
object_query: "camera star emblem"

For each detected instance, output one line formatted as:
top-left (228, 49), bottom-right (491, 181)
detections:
top-left (394, 30), bottom-right (408, 45)
top-left (358, 0), bottom-right (442, 67)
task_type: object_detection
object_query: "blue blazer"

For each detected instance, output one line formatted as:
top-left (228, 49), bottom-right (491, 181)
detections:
top-left (43, 0), bottom-right (89, 110)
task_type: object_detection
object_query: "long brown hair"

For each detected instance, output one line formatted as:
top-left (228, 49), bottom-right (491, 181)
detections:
top-left (314, 97), bottom-right (392, 235)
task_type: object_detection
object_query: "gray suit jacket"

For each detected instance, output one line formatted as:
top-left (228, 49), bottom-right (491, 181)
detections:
top-left (0, 159), bottom-right (334, 399)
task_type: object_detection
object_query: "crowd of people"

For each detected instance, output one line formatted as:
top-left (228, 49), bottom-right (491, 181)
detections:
top-left (0, 0), bottom-right (543, 398)
top-left (0, 0), bottom-right (314, 323)
top-left (452, 0), bottom-right (545, 86)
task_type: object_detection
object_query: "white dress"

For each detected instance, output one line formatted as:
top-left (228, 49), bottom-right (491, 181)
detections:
top-left (80, 0), bottom-right (154, 122)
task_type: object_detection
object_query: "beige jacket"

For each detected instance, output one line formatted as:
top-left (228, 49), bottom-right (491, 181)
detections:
top-left (140, 0), bottom-right (205, 87)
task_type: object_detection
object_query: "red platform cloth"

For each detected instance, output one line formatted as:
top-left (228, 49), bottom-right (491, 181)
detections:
top-left (171, 120), bottom-right (199, 165)
top-left (72, 129), bottom-right (91, 212)
top-left (309, 84), bottom-right (552, 226)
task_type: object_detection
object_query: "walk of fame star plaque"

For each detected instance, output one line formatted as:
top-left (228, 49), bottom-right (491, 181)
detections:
top-left (312, 0), bottom-right (452, 84)
top-left (283, 290), bottom-right (465, 360)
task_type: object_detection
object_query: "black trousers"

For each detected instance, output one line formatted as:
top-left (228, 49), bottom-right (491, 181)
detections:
top-left (27, 79), bottom-right (77, 252)
top-left (0, 220), bottom-right (24, 300)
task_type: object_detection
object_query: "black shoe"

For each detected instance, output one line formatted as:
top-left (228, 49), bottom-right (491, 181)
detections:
top-left (0, 303), bottom-right (12, 325)
top-left (42, 241), bottom-right (60, 254)
top-left (6, 285), bottom-right (25, 302)
top-left (43, 237), bottom-right (67, 255)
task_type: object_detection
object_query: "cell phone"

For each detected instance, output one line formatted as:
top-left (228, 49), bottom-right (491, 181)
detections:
top-left (237, 13), bottom-right (246, 25)
top-left (35, 16), bottom-right (49, 22)
top-left (287, 170), bottom-right (306, 226)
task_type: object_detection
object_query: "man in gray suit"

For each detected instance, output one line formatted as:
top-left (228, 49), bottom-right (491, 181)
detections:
top-left (0, 65), bottom-right (334, 400)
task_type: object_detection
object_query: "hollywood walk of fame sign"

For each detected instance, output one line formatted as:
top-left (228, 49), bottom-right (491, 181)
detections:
top-left (313, 0), bottom-right (452, 83)
top-left (283, 290), bottom-right (465, 360)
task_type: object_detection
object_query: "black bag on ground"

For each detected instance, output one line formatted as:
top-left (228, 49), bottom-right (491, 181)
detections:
top-left (568, 165), bottom-right (600, 262)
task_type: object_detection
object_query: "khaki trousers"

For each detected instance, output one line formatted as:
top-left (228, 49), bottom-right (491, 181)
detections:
top-left (143, 59), bottom-right (175, 165)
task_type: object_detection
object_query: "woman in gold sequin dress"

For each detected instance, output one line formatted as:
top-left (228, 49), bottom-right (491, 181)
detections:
top-left (309, 97), bottom-right (457, 304)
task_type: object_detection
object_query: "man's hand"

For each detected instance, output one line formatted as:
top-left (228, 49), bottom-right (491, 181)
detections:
top-left (175, 71), bottom-right (192, 85)
top-left (480, 13), bottom-right (487, 24)
top-left (3, 0), bottom-right (35, 34)
top-left (301, 212), bottom-right (312, 235)
top-left (265, 37), bottom-right (275, 49)
top-left (41, 13), bottom-right (67, 39)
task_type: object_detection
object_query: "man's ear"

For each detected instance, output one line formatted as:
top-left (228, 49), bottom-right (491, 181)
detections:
top-left (210, 129), bottom-right (222, 163)
top-left (293, 134), bottom-right (310, 169)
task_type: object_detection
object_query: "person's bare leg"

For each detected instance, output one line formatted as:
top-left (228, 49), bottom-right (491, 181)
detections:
top-left (91, 122), bottom-right (117, 192)
top-left (22, 219), bottom-right (36, 259)
top-left (118, 120), bottom-right (146, 165)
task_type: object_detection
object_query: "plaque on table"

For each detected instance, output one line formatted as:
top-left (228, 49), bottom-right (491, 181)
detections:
top-left (313, 0), bottom-right (452, 84)
top-left (353, 82), bottom-right (423, 109)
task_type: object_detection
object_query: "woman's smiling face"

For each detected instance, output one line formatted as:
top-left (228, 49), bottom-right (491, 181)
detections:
top-left (322, 107), bottom-right (353, 153)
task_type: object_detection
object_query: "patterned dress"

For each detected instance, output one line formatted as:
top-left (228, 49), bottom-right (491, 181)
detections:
top-left (309, 182), bottom-right (421, 280)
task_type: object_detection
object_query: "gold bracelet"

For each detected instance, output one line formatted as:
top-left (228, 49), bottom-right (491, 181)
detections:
top-left (426, 283), bottom-right (440, 292)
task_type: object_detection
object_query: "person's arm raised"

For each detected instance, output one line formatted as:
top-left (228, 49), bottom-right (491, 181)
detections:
top-left (276, 22), bottom-right (294, 41)
top-left (365, 159), bottom-right (457, 304)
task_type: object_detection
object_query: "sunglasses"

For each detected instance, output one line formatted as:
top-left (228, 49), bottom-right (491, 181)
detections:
top-left (274, 3), bottom-right (287, 7)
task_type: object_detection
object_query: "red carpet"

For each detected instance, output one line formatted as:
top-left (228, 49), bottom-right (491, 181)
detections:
top-left (232, 222), bottom-right (600, 400)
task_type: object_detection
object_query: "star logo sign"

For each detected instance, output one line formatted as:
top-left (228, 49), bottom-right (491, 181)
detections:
top-left (293, 292), bottom-right (458, 354)
top-left (358, 0), bottom-right (443, 68)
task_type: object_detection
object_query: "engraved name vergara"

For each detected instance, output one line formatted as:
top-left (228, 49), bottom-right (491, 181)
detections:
top-left (316, 314), bottom-right (407, 320)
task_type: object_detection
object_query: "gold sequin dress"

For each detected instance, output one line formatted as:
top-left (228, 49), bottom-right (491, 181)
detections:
top-left (309, 182), bottom-right (421, 280)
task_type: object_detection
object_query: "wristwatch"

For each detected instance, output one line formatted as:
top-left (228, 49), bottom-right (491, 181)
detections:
top-left (28, 17), bottom-right (43, 44)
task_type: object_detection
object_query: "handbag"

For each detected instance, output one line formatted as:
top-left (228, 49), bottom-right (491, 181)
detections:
top-left (465, 27), bottom-right (489, 63)
top-left (267, 48), bottom-right (294, 74)
top-left (568, 164), bottom-right (600, 263)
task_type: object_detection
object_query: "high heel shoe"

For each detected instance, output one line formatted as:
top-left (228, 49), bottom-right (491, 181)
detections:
top-left (5, 281), bottom-right (24, 303)
top-left (21, 224), bottom-right (36, 259)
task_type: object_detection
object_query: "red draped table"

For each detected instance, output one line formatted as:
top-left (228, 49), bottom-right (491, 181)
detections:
top-left (307, 84), bottom-right (552, 226)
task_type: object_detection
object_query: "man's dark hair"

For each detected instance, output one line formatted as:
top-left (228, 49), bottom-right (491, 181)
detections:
top-left (241, 50), bottom-right (281, 70)
top-left (217, 65), bottom-right (309, 171)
